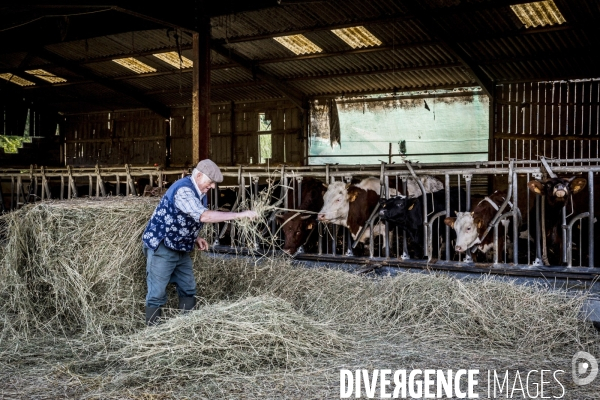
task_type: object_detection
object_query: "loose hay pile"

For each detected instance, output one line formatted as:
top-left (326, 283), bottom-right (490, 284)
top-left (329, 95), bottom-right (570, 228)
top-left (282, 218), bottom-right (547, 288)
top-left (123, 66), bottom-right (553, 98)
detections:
top-left (0, 198), bottom-right (598, 398)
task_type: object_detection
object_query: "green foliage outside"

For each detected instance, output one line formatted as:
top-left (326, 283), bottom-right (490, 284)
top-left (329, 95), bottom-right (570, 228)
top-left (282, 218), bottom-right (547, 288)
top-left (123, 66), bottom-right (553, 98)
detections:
top-left (0, 135), bottom-right (32, 154)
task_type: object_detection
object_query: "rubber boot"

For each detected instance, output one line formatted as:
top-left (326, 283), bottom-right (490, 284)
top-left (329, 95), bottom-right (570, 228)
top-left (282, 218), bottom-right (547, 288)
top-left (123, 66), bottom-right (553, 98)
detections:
top-left (178, 296), bottom-right (196, 313)
top-left (145, 306), bottom-right (161, 326)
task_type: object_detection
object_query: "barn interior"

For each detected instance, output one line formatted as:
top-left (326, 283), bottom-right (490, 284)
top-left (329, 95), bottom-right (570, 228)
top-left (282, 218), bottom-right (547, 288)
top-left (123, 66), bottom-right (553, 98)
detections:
top-left (1, 2), bottom-right (600, 398)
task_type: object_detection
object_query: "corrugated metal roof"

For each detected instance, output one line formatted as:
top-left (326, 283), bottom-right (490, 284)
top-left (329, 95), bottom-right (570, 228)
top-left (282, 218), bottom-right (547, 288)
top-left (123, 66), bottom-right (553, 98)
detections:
top-left (2, 0), bottom-right (599, 114)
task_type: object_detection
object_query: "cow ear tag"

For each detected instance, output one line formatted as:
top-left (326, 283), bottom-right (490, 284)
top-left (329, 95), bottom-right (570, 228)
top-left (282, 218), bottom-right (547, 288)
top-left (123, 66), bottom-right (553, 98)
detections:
top-left (408, 203), bottom-right (415, 211)
top-left (348, 193), bottom-right (358, 202)
top-left (307, 223), bottom-right (313, 229)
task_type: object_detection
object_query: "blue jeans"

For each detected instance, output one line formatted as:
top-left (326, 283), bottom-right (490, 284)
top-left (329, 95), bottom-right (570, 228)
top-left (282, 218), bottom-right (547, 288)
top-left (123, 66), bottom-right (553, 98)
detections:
top-left (144, 242), bottom-right (196, 308)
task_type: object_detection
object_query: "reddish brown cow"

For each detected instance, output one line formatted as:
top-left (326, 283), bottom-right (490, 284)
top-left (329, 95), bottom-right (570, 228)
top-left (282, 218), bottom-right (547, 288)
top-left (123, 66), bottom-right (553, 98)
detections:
top-left (445, 190), bottom-right (515, 261)
top-left (276, 177), bottom-right (325, 254)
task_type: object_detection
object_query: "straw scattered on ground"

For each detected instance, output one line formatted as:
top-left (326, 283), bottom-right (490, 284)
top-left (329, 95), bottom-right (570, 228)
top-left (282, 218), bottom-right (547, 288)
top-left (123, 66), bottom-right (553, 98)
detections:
top-left (0, 198), bottom-right (598, 399)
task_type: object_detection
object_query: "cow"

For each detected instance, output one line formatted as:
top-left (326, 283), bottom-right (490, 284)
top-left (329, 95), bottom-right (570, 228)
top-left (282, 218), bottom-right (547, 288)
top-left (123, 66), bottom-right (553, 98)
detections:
top-left (526, 176), bottom-right (588, 266)
top-left (444, 190), bottom-right (519, 262)
top-left (379, 187), bottom-right (466, 259)
top-left (317, 177), bottom-right (389, 254)
top-left (403, 176), bottom-right (445, 198)
top-left (275, 177), bottom-right (325, 255)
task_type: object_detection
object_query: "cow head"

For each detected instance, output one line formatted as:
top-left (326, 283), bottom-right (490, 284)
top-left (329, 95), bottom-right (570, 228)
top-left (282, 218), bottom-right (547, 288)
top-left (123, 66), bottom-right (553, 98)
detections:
top-left (445, 211), bottom-right (481, 252)
top-left (317, 182), bottom-right (353, 224)
top-left (527, 177), bottom-right (587, 206)
top-left (275, 212), bottom-right (314, 254)
top-left (378, 195), bottom-right (410, 222)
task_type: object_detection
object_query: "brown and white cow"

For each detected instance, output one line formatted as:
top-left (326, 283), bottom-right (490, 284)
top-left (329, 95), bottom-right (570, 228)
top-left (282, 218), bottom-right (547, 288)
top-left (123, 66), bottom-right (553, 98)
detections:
top-left (275, 177), bottom-right (325, 255)
top-left (317, 177), bottom-right (389, 252)
top-left (444, 190), bottom-right (518, 261)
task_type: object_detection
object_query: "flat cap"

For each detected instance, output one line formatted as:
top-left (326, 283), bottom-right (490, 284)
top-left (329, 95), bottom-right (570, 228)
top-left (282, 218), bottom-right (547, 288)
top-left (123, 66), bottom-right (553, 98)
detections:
top-left (196, 159), bottom-right (223, 183)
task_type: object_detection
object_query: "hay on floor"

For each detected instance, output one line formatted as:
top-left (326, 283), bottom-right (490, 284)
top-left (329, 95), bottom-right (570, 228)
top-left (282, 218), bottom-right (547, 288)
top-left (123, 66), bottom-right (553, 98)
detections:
top-left (0, 198), bottom-right (598, 399)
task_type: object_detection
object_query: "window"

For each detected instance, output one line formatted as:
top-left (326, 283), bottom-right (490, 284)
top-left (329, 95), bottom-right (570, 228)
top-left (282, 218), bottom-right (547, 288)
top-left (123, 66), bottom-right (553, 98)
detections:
top-left (258, 112), bottom-right (272, 164)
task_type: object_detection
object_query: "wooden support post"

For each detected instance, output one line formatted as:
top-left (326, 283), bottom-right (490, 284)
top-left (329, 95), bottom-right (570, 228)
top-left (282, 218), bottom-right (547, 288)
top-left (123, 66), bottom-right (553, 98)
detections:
top-left (192, 16), bottom-right (211, 163)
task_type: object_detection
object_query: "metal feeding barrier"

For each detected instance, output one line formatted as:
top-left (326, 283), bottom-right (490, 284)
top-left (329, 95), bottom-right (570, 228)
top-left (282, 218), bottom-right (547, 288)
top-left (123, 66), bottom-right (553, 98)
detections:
top-left (1, 159), bottom-right (598, 271)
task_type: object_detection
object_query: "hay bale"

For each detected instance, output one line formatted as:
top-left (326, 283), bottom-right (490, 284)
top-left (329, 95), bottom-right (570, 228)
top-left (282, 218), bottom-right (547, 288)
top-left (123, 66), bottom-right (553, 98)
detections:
top-left (101, 296), bottom-right (347, 388)
top-left (0, 198), bottom-right (157, 337)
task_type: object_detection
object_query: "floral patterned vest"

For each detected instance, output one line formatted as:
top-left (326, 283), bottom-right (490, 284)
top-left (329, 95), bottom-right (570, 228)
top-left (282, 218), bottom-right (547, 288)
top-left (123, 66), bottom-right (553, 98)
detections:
top-left (142, 176), bottom-right (207, 252)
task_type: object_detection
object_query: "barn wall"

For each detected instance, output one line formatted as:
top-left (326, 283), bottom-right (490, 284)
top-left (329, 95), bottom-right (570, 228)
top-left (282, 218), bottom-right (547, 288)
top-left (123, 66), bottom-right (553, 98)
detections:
top-left (492, 80), bottom-right (600, 162)
top-left (64, 100), bottom-right (304, 168)
top-left (64, 110), bottom-right (168, 167)
top-left (170, 100), bottom-right (304, 167)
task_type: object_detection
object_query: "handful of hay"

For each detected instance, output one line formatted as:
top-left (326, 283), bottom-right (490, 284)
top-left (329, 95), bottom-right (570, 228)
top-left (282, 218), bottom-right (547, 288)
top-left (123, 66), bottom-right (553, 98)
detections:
top-left (231, 176), bottom-right (285, 254)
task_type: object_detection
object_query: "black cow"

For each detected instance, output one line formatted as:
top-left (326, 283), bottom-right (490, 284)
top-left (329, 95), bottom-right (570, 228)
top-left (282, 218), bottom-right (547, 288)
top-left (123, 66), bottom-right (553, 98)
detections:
top-left (379, 187), bottom-right (466, 259)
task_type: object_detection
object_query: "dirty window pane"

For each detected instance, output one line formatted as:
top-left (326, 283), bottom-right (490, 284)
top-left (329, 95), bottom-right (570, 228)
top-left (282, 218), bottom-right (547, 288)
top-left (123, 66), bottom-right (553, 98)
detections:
top-left (309, 92), bottom-right (489, 165)
top-left (259, 134), bottom-right (272, 164)
top-left (258, 112), bottom-right (272, 132)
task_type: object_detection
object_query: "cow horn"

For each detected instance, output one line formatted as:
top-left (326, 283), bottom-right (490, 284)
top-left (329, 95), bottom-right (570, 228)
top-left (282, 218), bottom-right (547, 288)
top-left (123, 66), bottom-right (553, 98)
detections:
top-left (275, 212), bottom-right (285, 218)
top-left (470, 211), bottom-right (474, 216)
top-left (345, 182), bottom-right (351, 189)
top-left (322, 183), bottom-right (329, 188)
top-left (300, 214), bottom-right (312, 220)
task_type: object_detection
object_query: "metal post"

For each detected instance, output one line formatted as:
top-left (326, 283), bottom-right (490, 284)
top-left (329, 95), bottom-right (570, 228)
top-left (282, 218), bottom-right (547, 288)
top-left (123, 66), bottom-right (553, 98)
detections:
top-left (401, 177), bottom-right (409, 260)
top-left (561, 207), bottom-right (567, 264)
top-left (464, 174), bottom-right (472, 263)
top-left (589, 170), bottom-right (595, 267)
top-left (493, 223), bottom-right (499, 265)
top-left (116, 174), bottom-right (120, 196)
top-left (384, 175), bottom-right (390, 258)
top-left (445, 173), bottom-right (450, 261)
top-left (512, 171), bottom-right (518, 264)
top-left (318, 222), bottom-right (323, 255)
top-left (88, 175), bottom-right (93, 197)
top-left (296, 177), bottom-right (303, 209)
top-left (332, 224), bottom-right (337, 256)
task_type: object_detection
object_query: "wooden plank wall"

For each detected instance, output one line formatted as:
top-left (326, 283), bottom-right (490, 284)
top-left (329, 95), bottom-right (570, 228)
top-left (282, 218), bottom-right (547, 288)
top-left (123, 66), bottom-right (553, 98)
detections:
top-left (493, 80), bottom-right (600, 164)
top-left (170, 100), bottom-right (304, 167)
top-left (63, 100), bottom-right (304, 167)
top-left (64, 110), bottom-right (167, 167)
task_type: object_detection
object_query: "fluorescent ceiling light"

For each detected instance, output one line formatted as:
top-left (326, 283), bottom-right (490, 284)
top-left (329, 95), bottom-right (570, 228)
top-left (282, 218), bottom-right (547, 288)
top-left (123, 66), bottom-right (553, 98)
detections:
top-left (0, 73), bottom-right (35, 86)
top-left (331, 26), bottom-right (382, 48)
top-left (25, 69), bottom-right (67, 83)
top-left (112, 57), bottom-right (157, 74)
top-left (510, 0), bottom-right (566, 28)
top-left (153, 52), bottom-right (193, 69)
top-left (274, 34), bottom-right (322, 55)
